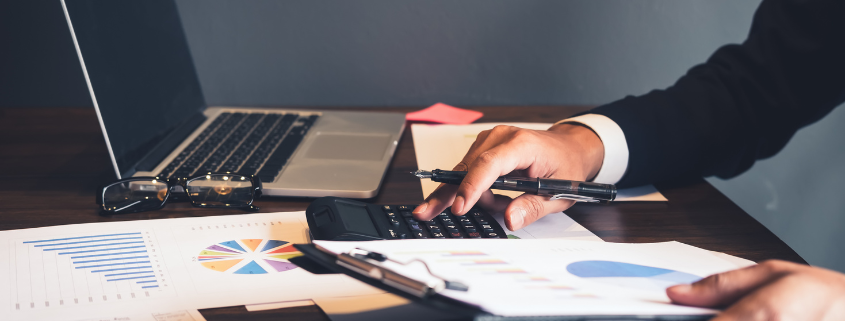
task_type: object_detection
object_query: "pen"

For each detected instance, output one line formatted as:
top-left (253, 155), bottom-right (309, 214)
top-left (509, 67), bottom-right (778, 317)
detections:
top-left (413, 169), bottom-right (616, 203)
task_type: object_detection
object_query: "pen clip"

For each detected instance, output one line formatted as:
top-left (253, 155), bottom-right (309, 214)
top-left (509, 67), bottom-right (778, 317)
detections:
top-left (549, 194), bottom-right (602, 203)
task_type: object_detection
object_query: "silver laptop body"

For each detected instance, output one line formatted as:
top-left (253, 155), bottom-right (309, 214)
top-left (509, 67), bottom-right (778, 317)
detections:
top-left (62, 0), bottom-right (405, 198)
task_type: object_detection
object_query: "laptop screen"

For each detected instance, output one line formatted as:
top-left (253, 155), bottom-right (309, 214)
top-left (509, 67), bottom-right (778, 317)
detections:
top-left (63, 0), bottom-right (206, 178)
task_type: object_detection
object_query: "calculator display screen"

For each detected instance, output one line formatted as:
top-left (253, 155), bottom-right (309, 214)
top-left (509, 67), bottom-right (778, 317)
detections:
top-left (336, 202), bottom-right (379, 237)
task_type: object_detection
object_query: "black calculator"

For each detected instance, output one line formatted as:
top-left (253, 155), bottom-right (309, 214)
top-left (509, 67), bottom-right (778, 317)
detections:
top-left (305, 197), bottom-right (509, 241)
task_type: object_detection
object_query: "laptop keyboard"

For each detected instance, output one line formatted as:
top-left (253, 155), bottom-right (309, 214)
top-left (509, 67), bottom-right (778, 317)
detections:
top-left (158, 112), bottom-right (318, 183)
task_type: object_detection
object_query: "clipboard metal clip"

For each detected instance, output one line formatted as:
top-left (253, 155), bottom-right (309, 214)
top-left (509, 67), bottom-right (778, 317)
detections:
top-left (335, 248), bottom-right (469, 298)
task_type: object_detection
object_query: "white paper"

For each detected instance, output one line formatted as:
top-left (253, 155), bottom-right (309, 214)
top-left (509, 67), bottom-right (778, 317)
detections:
top-left (0, 212), bottom-right (382, 321)
top-left (315, 239), bottom-right (743, 317)
top-left (70, 309), bottom-right (207, 321)
top-left (411, 123), bottom-right (667, 201)
top-left (244, 299), bottom-right (314, 311)
top-left (490, 211), bottom-right (603, 242)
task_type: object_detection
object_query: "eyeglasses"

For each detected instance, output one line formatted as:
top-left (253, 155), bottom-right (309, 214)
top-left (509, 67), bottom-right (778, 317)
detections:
top-left (97, 173), bottom-right (262, 214)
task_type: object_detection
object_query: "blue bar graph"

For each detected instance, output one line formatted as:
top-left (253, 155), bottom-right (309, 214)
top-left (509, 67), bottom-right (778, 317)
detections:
top-left (75, 261), bottom-right (151, 269)
top-left (22, 232), bottom-right (141, 244)
top-left (58, 245), bottom-right (147, 255)
top-left (42, 241), bottom-right (145, 251)
top-left (26, 232), bottom-right (159, 289)
top-left (71, 250), bottom-right (148, 259)
top-left (33, 236), bottom-right (143, 247)
top-left (74, 255), bottom-right (149, 264)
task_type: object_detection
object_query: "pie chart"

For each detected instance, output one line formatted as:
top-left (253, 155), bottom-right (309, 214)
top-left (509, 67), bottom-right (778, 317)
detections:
top-left (198, 239), bottom-right (302, 274)
top-left (566, 260), bottom-right (701, 291)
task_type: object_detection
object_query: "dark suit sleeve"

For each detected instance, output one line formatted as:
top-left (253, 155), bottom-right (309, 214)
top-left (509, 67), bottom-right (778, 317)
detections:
top-left (589, 0), bottom-right (845, 188)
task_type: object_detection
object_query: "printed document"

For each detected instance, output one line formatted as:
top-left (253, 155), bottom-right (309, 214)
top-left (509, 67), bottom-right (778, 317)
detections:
top-left (0, 212), bottom-right (381, 321)
top-left (315, 239), bottom-right (752, 317)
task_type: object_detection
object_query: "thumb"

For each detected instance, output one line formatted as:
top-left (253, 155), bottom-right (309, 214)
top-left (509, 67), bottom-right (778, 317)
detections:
top-left (667, 260), bottom-right (798, 307)
top-left (505, 194), bottom-right (574, 231)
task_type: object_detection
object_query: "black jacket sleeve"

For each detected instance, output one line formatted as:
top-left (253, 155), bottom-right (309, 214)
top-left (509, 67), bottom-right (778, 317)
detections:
top-left (589, 0), bottom-right (845, 188)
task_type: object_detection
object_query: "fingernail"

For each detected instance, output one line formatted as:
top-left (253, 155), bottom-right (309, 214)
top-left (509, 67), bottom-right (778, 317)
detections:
top-left (453, 196), bottom-right (465, 214)
top-left (510, 207), bottom-right (525, 230)
top-left (669, 284), bottom-right (692, 294)
top-left (413, 202), bottom-right (428, 215)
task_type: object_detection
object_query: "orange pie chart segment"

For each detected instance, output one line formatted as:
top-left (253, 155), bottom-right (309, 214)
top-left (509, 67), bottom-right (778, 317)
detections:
top-left (200, 259), bottom-right (243, 272)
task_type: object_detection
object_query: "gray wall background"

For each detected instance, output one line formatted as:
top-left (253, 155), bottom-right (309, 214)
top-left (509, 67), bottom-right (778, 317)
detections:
top-left (5, 1), bottom-right (845, 271)
top-left (176, 0), bottom-right (759, 107)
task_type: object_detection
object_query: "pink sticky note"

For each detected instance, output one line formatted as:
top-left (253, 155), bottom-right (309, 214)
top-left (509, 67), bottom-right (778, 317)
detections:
top-left (405, 103), bottom-right (483, 124)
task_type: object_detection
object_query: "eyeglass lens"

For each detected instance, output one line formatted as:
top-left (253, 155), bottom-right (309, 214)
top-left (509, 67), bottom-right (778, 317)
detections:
top-left (185, 174), bottom-right (254, 207)
top-left (102, 179), bottom-right (169, 213)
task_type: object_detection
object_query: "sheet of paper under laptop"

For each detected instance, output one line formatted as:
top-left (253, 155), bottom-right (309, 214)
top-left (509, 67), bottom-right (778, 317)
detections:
top-left (411, 123), bottom-right (668, 201)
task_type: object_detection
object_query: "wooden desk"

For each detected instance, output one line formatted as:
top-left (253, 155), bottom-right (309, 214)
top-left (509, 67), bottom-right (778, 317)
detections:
top-left (0, 106), bottom-right (804, 320)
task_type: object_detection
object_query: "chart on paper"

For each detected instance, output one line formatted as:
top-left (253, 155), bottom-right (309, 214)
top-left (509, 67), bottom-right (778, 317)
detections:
top-left (197, 239), bottom-right (301, 274)
top-left (8, 230), bottom-right (174, 311)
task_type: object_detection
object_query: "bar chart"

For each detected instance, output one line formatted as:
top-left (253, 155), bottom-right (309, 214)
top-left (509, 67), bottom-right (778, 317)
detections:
top-left (8, 230), bottom-right (173, 311)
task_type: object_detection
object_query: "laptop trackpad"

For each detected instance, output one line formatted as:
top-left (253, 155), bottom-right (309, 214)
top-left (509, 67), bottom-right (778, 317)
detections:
top-left (304, 133), bottom-right (391, 161)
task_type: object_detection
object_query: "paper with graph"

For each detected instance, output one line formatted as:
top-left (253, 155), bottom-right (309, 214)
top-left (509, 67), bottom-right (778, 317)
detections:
top-left (0, 212), bottom-right (381, 321)
top-left (315, 239), bottom-right (752, 317)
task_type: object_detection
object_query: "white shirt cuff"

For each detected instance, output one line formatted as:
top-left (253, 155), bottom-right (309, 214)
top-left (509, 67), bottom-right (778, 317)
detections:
top-left (554, 114), bottom-right (629, 184)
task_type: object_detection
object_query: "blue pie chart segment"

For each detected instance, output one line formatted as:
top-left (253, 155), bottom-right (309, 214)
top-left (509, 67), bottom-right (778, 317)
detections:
top-left (566, 260), bottom-right (701, 290)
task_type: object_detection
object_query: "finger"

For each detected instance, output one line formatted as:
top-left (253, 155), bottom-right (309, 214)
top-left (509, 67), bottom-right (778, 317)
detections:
top-left (712, 271), bottom-right (845, 321)
top-left (450, 126), bottom-right (519, 214)
top-left (413, 182), bottom-right (459, 221)
top-left (667, 260), bottom-right (801, 308)
top-left (475, 190), bottom-right (512, 214)
top-left (413, 161), bottom-right (474, 220)
top-left (504, 194), bottom-right (575, 231)
top-left (454, 142), bottom-right (535, 215)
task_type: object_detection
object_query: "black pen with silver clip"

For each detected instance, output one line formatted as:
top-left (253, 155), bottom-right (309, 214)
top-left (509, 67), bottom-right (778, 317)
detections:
top-left (413, 169), bottom-right (616, 203)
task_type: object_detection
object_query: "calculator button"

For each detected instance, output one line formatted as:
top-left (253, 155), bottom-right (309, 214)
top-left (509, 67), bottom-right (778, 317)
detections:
top-left (465, 227), bottom-right (477, 233)
top-left (474, 218), bottom-right (489, 225)
top-left (386, 212), bottom-right (397, 219)
top-left (390, 219), bottom-right (401, 227)
top-left (383, 205), bottom-right (392, 211)
top-left (400, 210), bottom-right (414, 218)
top-left (398, 205), bottom-right (411, 210)
top-left (461, 221), bottom-right (474, 227)
top-left (399, 233), bottom-right (408, 239)
top-left (388, 229), bottom-right (397, 238)
top-left (431, 232), bottom-right (445, 238)
top-left (484, 232), bottom-right (499, 238)
top-left (444, 224), bottom-right (458, 230)
top-left (449, 231), bottom-right (463, 238)
top-left (409, 223), bottom-right (422, 231)
top-left (412, 231), bottom-right (428, 239)
top-left (428, 227), bottom-right (442, 234)
top-left (481, 224), bottom-right (493, 230)
top-left (406, 218), bottom-right (418, 224)
top-left (468, 232), bottom-right (481, 238)
top-left (438, 212), bottom-right (449, 217)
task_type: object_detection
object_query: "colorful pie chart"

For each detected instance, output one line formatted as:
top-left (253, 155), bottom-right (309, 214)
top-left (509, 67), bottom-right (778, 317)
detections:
top-left (566, 260), bottom-right (701, 291)
top-left (198, 239), bottom-right (302, 274)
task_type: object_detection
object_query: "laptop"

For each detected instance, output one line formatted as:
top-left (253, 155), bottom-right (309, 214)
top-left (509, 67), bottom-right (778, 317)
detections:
top-left (61, 0), bottom-right (405, 198)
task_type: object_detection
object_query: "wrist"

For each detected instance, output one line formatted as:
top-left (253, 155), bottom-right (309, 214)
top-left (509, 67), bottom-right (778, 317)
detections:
top-left (548, 123), bottom-right (604, 181)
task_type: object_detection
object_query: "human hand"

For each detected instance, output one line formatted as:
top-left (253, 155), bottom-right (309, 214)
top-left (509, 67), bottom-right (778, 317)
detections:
top-left (412, 123), bottom-right (604, 231)
top-left (667, 260), bottom-right (845, 320)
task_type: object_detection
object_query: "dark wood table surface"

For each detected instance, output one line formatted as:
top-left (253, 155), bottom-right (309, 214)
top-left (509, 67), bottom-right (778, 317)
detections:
top-left (0, 106), bottom-right (804, 320)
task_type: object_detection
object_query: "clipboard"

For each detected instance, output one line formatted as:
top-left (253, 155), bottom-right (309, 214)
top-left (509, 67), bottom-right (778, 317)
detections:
top-left (294, 244), bottom-right (712, 321)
